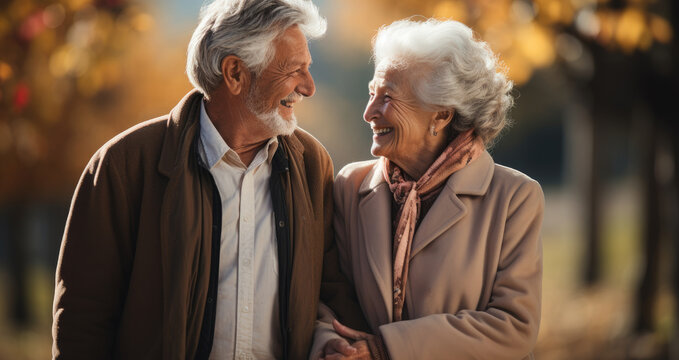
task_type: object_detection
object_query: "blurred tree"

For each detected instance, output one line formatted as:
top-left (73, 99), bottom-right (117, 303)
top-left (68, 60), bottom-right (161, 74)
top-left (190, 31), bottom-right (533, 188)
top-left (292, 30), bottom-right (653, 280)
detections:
top-left (634, 0), bottom-right (678, 343)
top-left (0, 0), bottom-right (154, 326)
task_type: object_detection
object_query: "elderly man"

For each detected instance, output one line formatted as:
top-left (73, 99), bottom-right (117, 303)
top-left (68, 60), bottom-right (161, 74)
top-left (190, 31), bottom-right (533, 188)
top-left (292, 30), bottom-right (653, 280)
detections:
top-left (51, 1), bottom-right (367, 359)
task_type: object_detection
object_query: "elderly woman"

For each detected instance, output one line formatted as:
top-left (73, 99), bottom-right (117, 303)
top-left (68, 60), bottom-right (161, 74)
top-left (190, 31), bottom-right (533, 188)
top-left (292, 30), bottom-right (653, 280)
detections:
top-left (312, 19), bottom-right (543, 360)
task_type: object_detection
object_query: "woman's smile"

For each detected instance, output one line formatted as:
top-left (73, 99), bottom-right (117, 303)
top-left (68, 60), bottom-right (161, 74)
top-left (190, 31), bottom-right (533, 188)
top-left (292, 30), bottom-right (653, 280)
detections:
top-left (372, 126), bottom-right (394, 137)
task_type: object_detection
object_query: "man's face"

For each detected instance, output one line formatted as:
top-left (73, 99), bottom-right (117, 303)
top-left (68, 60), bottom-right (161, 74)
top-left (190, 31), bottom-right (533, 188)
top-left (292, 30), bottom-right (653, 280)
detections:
top-left (246, 25), bottom-right (315, 136)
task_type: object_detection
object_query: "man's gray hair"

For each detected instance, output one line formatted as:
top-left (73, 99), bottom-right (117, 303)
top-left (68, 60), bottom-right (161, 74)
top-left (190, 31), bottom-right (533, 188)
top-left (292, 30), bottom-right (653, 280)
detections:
top-left (373, 18), bottom-right (514, 145)
top-left (186, 0), bottom-right (326, 97)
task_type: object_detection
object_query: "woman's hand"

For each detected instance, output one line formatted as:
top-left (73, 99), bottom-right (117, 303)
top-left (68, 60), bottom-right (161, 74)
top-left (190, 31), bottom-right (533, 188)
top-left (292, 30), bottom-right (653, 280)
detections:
top-left (318, 320), bottom-right (375, 360)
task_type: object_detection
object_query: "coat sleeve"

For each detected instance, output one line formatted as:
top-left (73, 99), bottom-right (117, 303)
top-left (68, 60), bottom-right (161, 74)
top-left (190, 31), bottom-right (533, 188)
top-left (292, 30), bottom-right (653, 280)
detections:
top-left (311, 157), bottom-right (369, 359)
top-left (379, 180), bottom-right (544, 360)
top-left (52, 146), bottom-right (134, 359)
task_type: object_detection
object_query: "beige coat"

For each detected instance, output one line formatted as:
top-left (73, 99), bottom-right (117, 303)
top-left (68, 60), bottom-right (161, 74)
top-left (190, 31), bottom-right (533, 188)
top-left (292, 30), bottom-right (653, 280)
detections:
top-left (326, 151), bottom-right (543, 360)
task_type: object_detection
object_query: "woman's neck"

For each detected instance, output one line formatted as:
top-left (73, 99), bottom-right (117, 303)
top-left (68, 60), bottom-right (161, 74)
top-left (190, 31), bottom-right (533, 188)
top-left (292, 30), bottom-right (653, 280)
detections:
top-left (395, 146), bottom-right (444, 180)
top-left (393, 131), bottom-right (452, 180)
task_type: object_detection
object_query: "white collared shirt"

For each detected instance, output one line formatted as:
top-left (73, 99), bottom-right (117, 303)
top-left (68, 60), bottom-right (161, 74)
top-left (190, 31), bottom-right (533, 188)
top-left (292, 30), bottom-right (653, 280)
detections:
top-left (199, 102), bottom-right (282, 360)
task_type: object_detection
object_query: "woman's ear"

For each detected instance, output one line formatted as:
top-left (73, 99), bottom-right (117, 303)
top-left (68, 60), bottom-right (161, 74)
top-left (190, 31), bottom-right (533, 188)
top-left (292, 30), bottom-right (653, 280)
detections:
top-left (432, 109), bottom-right (455, 133)
top-left (220, 55), bottom-right (250, 96)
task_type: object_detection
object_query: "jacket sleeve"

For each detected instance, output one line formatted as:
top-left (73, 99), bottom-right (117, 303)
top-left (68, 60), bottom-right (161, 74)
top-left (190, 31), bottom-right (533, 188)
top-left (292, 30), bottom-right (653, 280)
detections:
top-left (52, 147), bottom-right (134, 359)
top-left (379, 180), bottom-right (544, 360)
top-left (311, 156), bottom-right (369, 359)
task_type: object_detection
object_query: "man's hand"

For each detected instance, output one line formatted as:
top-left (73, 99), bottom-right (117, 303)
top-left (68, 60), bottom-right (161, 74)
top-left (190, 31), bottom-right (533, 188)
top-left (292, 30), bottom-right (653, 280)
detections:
top-left (321, 339), bottom-right (371, 360)
top-left (321, 337), bottom-right (357, 357)
top-left (318, 320), bottom-right (376, 360)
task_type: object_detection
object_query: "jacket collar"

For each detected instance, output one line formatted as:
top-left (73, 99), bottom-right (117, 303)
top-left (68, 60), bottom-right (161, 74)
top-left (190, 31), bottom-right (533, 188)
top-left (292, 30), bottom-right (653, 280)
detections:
top-left (158, 89), bottom-right (204, 177)
top-left (157, 89), bottom-right (306, 177)
top-left (281, 128), bottom-right (304, 161)
top-left (358, 150), bottom-right (495, 197)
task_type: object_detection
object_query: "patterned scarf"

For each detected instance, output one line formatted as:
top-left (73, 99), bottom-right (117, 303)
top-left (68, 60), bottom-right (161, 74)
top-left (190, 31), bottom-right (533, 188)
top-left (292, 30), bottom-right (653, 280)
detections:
top-left (382, 129), bottom-right (484, 321)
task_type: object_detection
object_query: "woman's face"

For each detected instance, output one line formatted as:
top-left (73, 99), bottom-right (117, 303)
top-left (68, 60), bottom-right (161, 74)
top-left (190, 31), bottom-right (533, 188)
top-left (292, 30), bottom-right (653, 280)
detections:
top-left (364, 63), bottom-right (438, 166)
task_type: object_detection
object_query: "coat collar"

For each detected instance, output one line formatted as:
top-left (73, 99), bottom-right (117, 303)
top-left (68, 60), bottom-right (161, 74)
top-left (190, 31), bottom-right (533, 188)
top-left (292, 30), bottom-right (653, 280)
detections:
top-left (412, 151), bottom-right (494, 257)
top-left (358, 150), bottom-right (495, 197)
top-left (410, 151), bottom-right (495, 257)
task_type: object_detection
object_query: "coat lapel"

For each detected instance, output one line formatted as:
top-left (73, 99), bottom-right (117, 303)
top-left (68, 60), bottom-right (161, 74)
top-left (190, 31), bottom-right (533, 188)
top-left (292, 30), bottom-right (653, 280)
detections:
top-left (410, 151), bottom-right (495, 259)
top-left (357, 160), bottom-right (394, 322)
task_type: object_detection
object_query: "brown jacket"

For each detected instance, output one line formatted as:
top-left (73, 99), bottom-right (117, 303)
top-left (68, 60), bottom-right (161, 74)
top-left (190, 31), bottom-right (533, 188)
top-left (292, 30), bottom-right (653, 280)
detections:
top-left (322, 151), bottom-right (543, 360)
top-left (52, 90), bottom-right (365, 359)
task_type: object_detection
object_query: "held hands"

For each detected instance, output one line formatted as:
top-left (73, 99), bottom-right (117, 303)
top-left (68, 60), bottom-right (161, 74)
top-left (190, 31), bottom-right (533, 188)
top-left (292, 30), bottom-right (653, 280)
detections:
top-left (319, 320), bottom-right (375, 360)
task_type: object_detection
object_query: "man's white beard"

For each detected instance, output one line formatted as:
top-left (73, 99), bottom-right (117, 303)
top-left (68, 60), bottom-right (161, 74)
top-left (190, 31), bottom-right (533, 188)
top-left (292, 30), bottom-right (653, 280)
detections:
top-left (246, 85), bottom-right (297, 137)
top-left (253, 108), bottom-right (297, 136)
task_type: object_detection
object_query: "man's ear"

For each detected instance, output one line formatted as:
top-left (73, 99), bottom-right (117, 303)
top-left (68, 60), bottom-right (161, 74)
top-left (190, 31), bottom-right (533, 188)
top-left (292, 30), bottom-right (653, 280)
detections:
top-left (432, 109), bottom-right (455, 132)
top-left (220, 55), bottom-right (250, 96)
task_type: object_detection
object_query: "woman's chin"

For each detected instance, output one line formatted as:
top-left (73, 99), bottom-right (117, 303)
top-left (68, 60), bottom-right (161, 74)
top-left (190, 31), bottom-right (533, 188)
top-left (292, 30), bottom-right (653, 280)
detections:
top-left (370, 144), bottom-right (384, 158)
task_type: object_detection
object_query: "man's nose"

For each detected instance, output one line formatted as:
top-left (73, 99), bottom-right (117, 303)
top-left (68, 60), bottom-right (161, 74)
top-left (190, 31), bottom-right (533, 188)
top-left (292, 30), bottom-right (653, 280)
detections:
top-left (297, 69), bottom-right (315, 97)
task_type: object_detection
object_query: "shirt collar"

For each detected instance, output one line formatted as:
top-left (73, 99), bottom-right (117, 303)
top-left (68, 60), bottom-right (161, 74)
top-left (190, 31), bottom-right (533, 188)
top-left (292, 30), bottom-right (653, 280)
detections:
top-left (199, 101), bottom-right (278, 169)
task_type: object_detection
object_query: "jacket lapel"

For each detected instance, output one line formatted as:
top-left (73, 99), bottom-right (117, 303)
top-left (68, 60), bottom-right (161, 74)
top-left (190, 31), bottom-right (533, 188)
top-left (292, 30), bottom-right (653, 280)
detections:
top-left (410, 151), bottom-right (495, 259)
top-left (279, 132), bottom-right (318, 359)
top-left (281, 131), bottom-right (312, 290)
top-left (357, 160), bottom-right (394, 322)
top-left (157, 90), bottom-right (209, 359)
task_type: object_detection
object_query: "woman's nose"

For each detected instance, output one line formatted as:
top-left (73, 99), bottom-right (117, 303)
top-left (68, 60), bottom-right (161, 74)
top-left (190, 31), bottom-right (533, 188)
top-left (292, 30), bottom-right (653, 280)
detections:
top-left (363, 97), bottom-right (378, 123)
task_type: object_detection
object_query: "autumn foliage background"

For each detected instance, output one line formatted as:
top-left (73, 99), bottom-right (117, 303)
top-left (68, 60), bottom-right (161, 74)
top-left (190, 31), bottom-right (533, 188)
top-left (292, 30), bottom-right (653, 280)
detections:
top-left (1, 0), bottom-right (678, 359)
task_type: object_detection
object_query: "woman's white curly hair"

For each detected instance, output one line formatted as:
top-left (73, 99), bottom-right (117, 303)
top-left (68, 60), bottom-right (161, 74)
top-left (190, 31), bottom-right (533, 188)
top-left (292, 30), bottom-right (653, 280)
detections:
top-left (373, 18), bottom-right (514, 146)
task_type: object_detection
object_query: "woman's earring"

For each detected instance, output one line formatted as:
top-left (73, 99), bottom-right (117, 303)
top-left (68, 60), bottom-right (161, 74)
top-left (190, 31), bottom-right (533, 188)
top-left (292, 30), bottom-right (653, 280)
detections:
top-left (430, 125), bottom-right (438, 136)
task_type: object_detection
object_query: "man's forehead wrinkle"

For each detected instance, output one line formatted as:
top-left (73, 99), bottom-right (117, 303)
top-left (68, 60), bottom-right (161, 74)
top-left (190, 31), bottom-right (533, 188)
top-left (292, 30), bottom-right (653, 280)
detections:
top-left (291, 48), bottom-right (312, 66)
top-left (274, 57), bottom-right (304, 73)
top-left (272, 46), bottom-right (311, 71)
top-left (287, 56), bottom-right (310, 68)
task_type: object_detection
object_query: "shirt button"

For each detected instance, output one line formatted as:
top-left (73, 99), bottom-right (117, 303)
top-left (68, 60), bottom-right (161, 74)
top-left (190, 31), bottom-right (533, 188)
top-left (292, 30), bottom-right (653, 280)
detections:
top-left (278, 220), bottom-right (285, 228)
top-left (243, 258), bottom-right (250, 265)
top-left (243, 306), bottom-right (250, 312)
